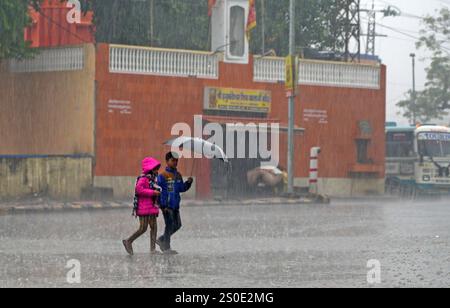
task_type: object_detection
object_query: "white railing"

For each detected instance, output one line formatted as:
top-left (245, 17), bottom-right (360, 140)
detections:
top-left (254, 56), bottom-right (381, 89)
top-left (253, 57), bottom-right (285, 83)
top-left (298, 61), bottom-right (380, 89)
top-left (9, 47), bottom-right (84, 73)
top-left (109, 45), bottom-right (219, 79)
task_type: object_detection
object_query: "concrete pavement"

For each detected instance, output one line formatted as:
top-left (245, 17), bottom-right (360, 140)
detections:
top-left (0, 197), bottom-right (319, 216)
top-left (1, 199), bottom-right (449, 287)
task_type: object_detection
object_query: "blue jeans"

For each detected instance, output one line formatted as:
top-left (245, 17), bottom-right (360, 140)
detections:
top-left (158, 209), bottom-right (182, 250)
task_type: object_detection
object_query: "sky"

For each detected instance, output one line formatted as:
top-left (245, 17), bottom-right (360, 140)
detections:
top-left (359, 0), bottom-right (449, 125)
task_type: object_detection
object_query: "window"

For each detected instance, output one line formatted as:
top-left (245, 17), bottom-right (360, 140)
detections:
top-left (356, 139), bottom-right (370, 164)
top-left (418, 132), bottom-right (450, 157)
top-left (386, 132), bottom-right (415, 158)
top-left (229, 6), bottom-right (245, 57)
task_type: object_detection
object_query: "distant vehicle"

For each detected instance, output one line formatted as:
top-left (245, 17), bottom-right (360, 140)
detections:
top-left (385, 122), bottom-right (450, 197)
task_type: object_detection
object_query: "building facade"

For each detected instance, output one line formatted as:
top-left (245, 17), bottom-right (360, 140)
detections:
top-left (0, 0), bottom-right (386, 200)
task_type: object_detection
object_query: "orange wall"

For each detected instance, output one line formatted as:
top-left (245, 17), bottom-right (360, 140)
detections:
top-left (95, 44), bottom-right (386, 184)
top-left (0, 45), bottom-right (96, 156)
top-left (295, 77), bottom-right (386, 178)
top-left (25, 0), bottom-right (94, 48)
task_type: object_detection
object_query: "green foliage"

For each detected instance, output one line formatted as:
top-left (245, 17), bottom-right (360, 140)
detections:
top-left (397, 8), bottom-right (450, 123)
top-left (81, 0), bottom-right (347, 55)
top-left (0, 0), bottom-right (353, 59)
top-left (397, 90), bottom-right (449, 123)
top-left (82, 0), bottom-right (210, 51)
top-left (250, 0), bottom-right (346, 56)
top-left (0, 0), bottom-right (41, 60)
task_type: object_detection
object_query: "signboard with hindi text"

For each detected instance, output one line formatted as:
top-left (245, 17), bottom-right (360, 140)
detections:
top-left (204, 87), bottom-right (271, 114)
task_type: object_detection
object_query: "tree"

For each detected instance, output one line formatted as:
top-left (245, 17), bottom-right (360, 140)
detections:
top-left (397, 90), bottom-right (449, 123)
top-left (80, 0), bottom-right (349, 56)
top-left (1, 0), bottom-right (354, 59)
top-left (397, 8), bottom-right (450, 123)
top-left (80, 0), bottom-right (210, 51)
top-left (250, 0), bottom-right (347, 56)
top-left (0, 0), bottom-right (41, 60)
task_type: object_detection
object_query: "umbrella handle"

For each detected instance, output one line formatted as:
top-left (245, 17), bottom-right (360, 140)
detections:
top-left (225, 160), bottom-right (232, 200)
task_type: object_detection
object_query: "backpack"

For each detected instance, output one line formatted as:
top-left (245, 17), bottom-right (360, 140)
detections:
top-left (132, 175), bottom-right (162, 217)
top-left (132, 176), bottom-right (144, 218)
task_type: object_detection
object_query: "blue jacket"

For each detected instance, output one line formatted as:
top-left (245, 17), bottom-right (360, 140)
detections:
top-left (157, 167), bottom-right (192, 210)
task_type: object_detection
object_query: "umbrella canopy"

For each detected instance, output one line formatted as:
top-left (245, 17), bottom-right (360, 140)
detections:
top-left (164, 137), bottom-right (229, 163)
top-left (260, 165), bottom-right (283, 175)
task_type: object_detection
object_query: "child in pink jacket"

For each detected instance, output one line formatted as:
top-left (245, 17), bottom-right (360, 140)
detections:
top-left (123, 157), bottom-right (162, 255)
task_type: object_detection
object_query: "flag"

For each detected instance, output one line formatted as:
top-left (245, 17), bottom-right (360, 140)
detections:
top-left (246, 0), bottom-right (257, 40)
top-left (208, 0), bottom-right (217, 17)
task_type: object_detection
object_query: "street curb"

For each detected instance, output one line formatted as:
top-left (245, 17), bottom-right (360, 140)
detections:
top-left (184, 197), bottom-right (318, 207)
top-left (0, 198), bottom-right (317, 216)
top-left (331, 196), bottom-right (399, 203)
top-left (0, 208), bottom-right (10, 216)
top-left (3, 202), bottom-right (132, 215)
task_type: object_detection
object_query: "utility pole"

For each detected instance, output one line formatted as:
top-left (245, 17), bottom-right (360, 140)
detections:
top-left (410, 53), bottom-right (417, 125)
top-left (336, 0), bottom-right (361, 62)
top-left (361, 1), bottom-right (399, 55)
top-left (366, 0), bottom-right (376, 55)
top-left (287, 0), bottom-right (295, 195)
top-left (149, 0), bottom-right (154, 45)
top-left (261, 0), bottom-right (265, 55)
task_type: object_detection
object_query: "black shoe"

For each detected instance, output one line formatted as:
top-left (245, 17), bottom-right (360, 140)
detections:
top-left (123, 240), bottom-right (133, 256)
top-left (164, 249), bottom-right (178, 255)
top-left (156, 239), bottom-right (167, 251)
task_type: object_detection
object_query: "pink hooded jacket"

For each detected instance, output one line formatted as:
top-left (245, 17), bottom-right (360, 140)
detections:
top-left (135, 157), bottom-right (161, 217)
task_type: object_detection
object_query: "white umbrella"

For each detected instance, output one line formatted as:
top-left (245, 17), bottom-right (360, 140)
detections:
top-left (260, 165), bottom-right (283, 175)
top-left (164, 136), bottom-right (229, 163)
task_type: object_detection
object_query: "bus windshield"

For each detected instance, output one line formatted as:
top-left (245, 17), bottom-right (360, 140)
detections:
top-left (386, 131), bottom-right (415, 157)
top-left (418, 132), bottom-right (450, 157)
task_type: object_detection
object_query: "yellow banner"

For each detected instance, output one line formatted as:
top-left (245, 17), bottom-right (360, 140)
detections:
top-left (285, 55), bottom-right (296, 93)
top-left (204, 87), bottom-right (271, 113)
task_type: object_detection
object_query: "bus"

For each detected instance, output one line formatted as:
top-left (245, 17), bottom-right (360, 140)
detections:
top-left (385, 123), bottom-right (450, 197)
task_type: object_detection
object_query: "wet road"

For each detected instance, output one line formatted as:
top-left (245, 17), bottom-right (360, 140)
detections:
top-left (0, 200), bottom-right (449, 288)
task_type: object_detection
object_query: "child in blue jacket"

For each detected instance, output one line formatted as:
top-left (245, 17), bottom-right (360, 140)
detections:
top-left (156, 152), bottom-right (193, 254)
